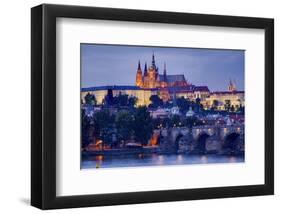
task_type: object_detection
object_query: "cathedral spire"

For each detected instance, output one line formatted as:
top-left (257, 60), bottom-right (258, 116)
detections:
top-left (163, 62), bottom-right (167, 82)
top-left (144, 62), bottom-right (148, 76)
top-left (138, 60), bottom-right (141, 70)
top-left (136, 60), bottom-right (143, 87)
top-left (152, 52), bottom-right (156, 68)
top-left (228, 78), bottom-right (237, 92)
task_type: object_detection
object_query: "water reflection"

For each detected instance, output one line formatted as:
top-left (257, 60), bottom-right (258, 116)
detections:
top-left (200, 155), bottom-right (208, 164)
top-left (82, 154), bottom-right (244, 169)
top-left (177, 155), bottom-right (183, 163)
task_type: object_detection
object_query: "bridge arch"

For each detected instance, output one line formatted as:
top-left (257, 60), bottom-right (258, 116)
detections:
top-left (174, 134), bottom-right (184, 151)
top-left (195, 132), bottom-right (210, 154)
top-left (223, 132), bottom-right (240, 154)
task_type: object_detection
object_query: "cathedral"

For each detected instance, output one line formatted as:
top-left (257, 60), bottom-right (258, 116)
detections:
top-left (135, 53), bottom-right (189, 89)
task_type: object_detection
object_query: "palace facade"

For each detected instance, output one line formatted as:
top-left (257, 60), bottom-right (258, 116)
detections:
top-left (81, 54), bottom-right (244, 110)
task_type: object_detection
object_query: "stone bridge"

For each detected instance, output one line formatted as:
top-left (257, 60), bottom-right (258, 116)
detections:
top-left (156, 124), bottom-right (244, 154)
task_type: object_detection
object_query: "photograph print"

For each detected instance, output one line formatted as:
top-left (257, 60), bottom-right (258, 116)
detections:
top-left (80, 44), bottom-right (245, 169)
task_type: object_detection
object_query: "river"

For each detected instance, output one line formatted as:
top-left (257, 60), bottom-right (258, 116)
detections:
top-left (81, 153), bottom-right (244, 169)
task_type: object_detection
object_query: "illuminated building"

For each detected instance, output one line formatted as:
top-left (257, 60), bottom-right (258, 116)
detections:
top-left (81, 86), bottom-right (157, 106)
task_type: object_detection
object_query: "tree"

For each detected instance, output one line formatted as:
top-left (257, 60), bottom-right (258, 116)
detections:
top-left (81, 109), bottom-right (92, 149)
top-left (104, 89), bottom-right (114, 106)
top-left (106, 93), bottom-right (137, 108)
top-left (195, 97), bottom-right (201, 105)
top-left (224, 100), bottom-right (231, 111)
top-left (115, 110), bottom-right (134, 144)
top-left (149, 95), bottom-right (163, 108)
top-left (176, 97), bottom-right (190, 113)
top-left (133, 106), bottom-right (153, 146)
top-left (195, 97), bottom-right (202, 112)
top-left (114, 93), bottom-right (128, 107)
top-left (93, 109), bottom-right (115, 149)
top-left (238, 104), bottom-right (244, 113)
top-left (212, 99), bottom-right (219, 110)
top-left (84, 93), bottom-right (97, 106)
top-left (128, 96), bottom-right (137, 108)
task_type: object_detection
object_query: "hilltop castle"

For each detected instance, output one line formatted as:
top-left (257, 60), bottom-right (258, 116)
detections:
top-left (81, 53), bottom-right (244, 111)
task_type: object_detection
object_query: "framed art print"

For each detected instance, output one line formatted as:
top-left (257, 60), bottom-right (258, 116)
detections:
top-left (31, 4), bottom-right (274, 209)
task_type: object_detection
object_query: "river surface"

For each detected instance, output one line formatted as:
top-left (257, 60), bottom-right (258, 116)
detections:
top-left (81, 154), bottom-right (244, 169)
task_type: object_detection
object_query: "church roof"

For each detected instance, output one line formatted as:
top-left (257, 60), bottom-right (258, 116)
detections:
top-left (168, 85), bottom-right (211, 93)
top-left (167, 85), bottom-right (194, 93)
top-left (158, 74), bottom-right (186, 83)
top-left (193, 86), bottom-right (210, 92)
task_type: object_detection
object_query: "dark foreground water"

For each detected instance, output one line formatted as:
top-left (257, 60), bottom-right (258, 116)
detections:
top-left (81, 154), bottom-right (245, 169)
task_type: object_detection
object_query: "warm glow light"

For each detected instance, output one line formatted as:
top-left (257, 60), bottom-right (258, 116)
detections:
top-left (150, 133), bottom-right (159, 146)
top-left (95, 140), bottom-right (103, 146)
top-left (177, 155), bottom-right (183, 163)
top-left (200, 155), bottom-right (208, 164)
top-left (96, 155), bottom-right (103, 161)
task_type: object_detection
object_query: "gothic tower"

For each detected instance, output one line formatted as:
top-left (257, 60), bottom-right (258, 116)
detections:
top-left (135, 60), bottom-right (143, 87)
top-left (163, 62), bottom-right (167, 82)
top-left (228, 79), bottom-right (237, 92)
top-left (158, 62), bottom-right (170, 101)
top-left (152, 52), bottom-right (156, 69)
top-left (160, 62), bottom-right (168, 88)
top-left (143, 53), bottom-right (158, 88)
top-left (143, 62), bottom-right (148, 77)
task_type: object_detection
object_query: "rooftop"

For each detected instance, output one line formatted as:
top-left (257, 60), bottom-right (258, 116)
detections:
top-left (159, 74), bottom-right (186, 82)
top-left (211, 91), bottom-right (244, 95)
top-left (193, 86), bottom-right (210, 92)
top-left (167, 85), bottom-right (194, 93)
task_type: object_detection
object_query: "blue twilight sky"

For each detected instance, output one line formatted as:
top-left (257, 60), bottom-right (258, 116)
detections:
top-left (81, 44), bottom-right (244, 91)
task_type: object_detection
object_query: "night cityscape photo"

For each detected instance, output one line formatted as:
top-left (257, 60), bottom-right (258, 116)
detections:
top-left (80, 44), bottom-right (245, 169)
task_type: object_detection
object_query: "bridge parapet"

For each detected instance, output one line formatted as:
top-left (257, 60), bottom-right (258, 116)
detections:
top-left (219, 125), bottom-right (244, 139)
top-left (159, 124), bottom-right (244, 145)
top-left (192, 125), bottom-right (217, 140)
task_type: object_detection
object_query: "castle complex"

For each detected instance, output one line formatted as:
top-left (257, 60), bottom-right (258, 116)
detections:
top-left (81, 54), bottom-right (244, 110)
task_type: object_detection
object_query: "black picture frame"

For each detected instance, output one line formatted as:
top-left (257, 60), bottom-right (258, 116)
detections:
top-left (31, 4), bottom-right (274, 210)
